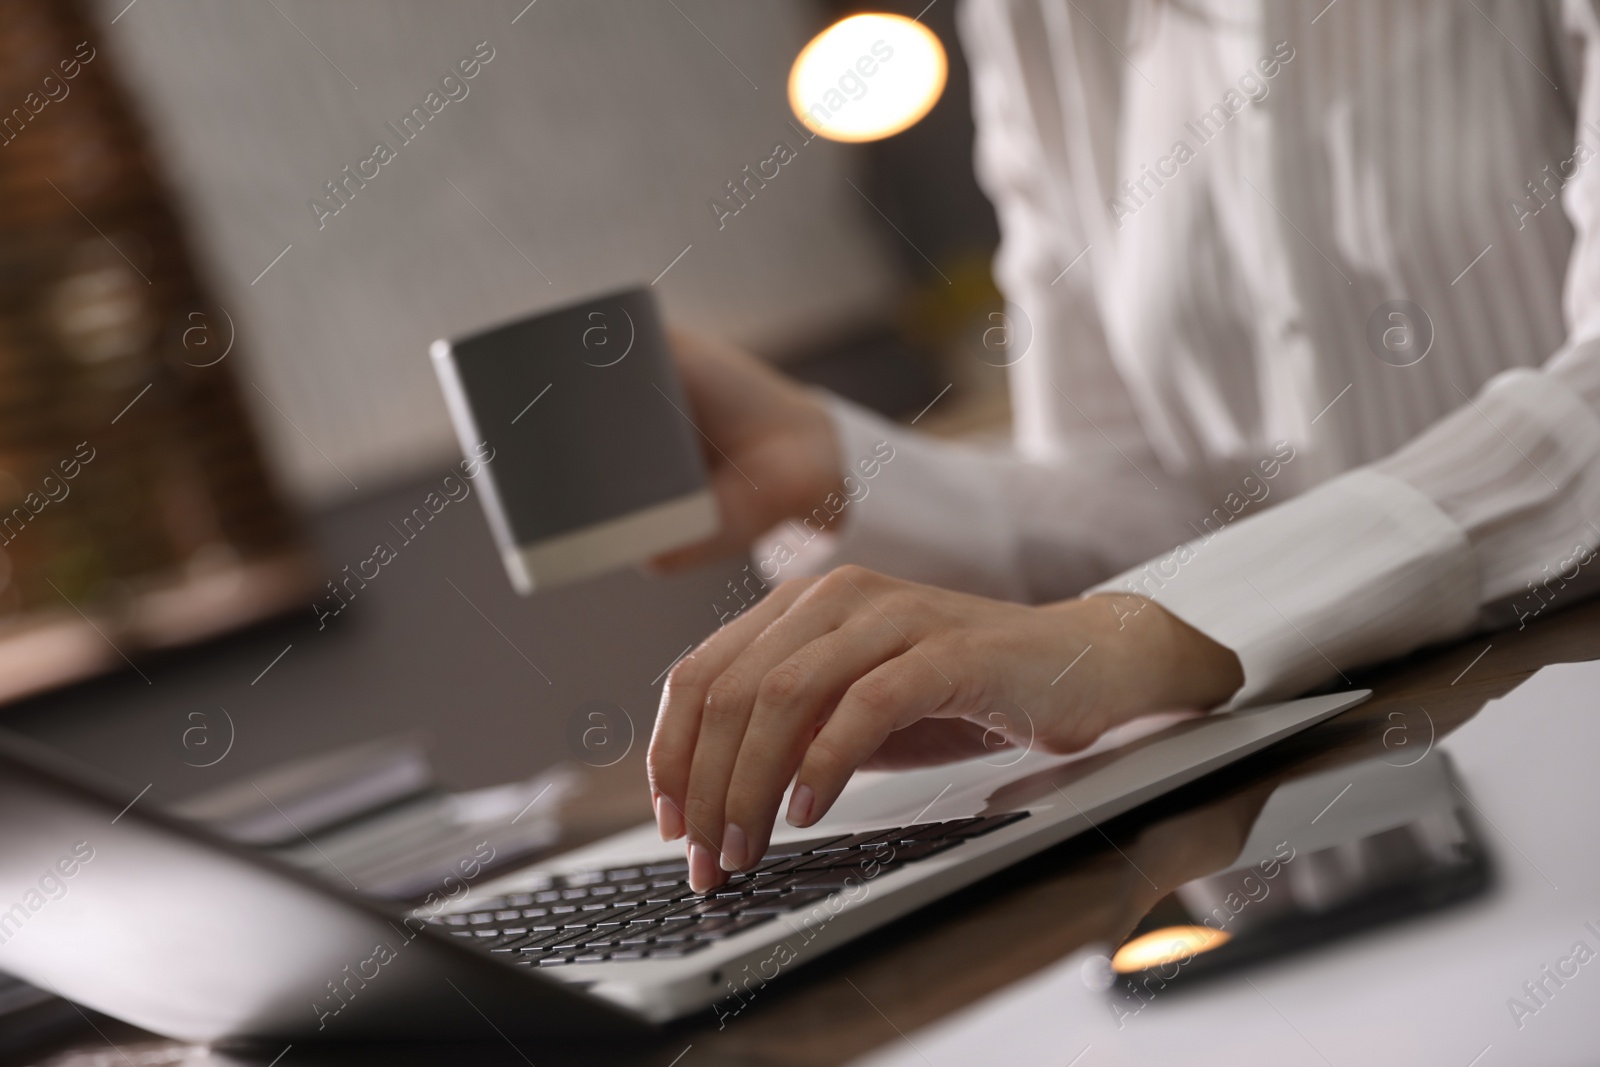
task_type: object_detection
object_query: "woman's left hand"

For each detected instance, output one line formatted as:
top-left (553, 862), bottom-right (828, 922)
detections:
top-left (646, 565), bottom-right (1243, 892)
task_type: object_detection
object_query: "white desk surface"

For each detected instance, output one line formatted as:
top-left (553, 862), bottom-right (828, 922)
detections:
top-left (852, 661), bottom-right (1600, 1067)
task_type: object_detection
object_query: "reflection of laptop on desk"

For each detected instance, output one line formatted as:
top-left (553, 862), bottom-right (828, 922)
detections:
top-left (0, 690), bottom-right (1365, 1043)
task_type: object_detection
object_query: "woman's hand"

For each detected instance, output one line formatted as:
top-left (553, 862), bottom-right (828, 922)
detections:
top-left (646, 565), bottom-right (1244, 892)
top-left (649, 330), bottom-right (843, 572)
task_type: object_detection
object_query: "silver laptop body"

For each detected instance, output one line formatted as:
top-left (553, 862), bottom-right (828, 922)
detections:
top-left (0, 691), bottom-right (1365, 1043)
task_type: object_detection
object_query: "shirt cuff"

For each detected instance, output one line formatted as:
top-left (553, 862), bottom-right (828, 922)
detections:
top-left (750, 395), bottom-right (1028, 601)
top-left (1087, 468), bottom-right (1478, 707)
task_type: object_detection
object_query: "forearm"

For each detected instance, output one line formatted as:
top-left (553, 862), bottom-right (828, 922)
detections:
top-left (758, 395), bottom-right (1208, 604)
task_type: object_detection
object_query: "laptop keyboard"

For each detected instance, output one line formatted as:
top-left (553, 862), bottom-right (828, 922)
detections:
top-left (426, 812), bottom-right (1028, 967)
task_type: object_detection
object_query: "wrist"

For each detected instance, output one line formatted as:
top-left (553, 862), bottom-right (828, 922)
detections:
top-left (802, 393), bottom-right (845, 508)
top-left (1081, 593), bottom-right (1243, 713)
top-left (784, 387), bottom-right (846, 522)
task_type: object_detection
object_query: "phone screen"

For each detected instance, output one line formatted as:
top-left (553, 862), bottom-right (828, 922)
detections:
top-left (1106, 747), bottom-right (1490, 1004)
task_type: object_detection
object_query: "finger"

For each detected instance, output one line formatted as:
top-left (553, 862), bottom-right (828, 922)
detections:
top-left (666, 327), bottom-right (773, 441)
top-left (678, 581), bottom-right (861, 887)
top-left (860, 718), bottom-right (998, 771)
top-left (720, 618), bottom-right (911, 870)
top-left (645, 469), bottom-right (759, 573)
top-left (647, 577), bottom-right (812, 842)
top-left (790, 652), bottom-right (958, 827)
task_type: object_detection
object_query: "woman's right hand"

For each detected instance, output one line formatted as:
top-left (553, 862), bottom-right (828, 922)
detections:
top-left (649, 330), bottom-right (844, 572)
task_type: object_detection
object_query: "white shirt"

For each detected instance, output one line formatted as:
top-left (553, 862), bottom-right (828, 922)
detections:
top-left (770, 0), bottom-right (1600, 706)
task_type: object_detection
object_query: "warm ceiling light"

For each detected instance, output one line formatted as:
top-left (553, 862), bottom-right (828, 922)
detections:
top-left (1111, 925), bottom-right (1231, 974)
top-left (788, 13), bottom-right (948, 143)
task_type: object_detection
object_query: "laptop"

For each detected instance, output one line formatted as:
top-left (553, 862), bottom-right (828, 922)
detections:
top-left (0, 689), bottom-right (1365, 1044)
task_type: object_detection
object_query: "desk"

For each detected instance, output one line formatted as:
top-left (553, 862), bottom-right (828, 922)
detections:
top-left (9, 532), bottom-right (1600, 1066)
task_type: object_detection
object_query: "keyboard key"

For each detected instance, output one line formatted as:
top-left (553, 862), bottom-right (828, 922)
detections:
top-left (882, 839), bottom-right (963, 864)
top-left (786, 870), bottom-right (868, 892)
top-left (959, 811), bottom-right (1030, 837)
top-left (606, 888), bottom-right (655, 908)
top-left (793, 851), bottom-right (874, 871)
top-left (615, 930), bottom-right (657, 947)
top-left (754, 858), bottom-right (810, 881)
top-left (672, 898), bottom-right (740, 919)
top-left (517, 930), bottom-right (574, 951)
top-left (536, 956), bottom-right (575, 967)
top-left (619, 904), bottom-right (673, 925)
top-left (490, 932), bottom-right (534, 947)
top-left (877, 822), bottom-right (939, 844)
top-left (763, 836), bottom-right (846, 859)
top-left (655, 898), bottom-right (711, 920)
top-left (692, 913), bottom-right (776, 940)
top-left (604, 868), bottom-right (643, 882)
top-left (811, 830), bottom-right (897, 853)
top-left (646, 941), bottom-right (712, 958)
top-left (643, 860), bottom-right (690, 877)
top-left (895, 819), bottom-right (983, 845)
top-left (700, 902), bottom-right (749, 919)
top-left (686, 917), bottom-right (739, 939)
top-left (741, 889), bottom-right (835, 915)
top-left (742, 857), bottom-right (798, 878)
top-left (608, 948), bottom-right (649, 960)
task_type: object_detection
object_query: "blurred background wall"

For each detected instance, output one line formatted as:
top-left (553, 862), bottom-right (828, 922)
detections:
top-left (96, 0), bottom-right (937, 504)
top-left (0, 0), bottom-right (1007, 795)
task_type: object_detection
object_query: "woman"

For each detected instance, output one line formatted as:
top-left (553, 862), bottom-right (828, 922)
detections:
top-left (649, 0), bottom-right (1600, 893)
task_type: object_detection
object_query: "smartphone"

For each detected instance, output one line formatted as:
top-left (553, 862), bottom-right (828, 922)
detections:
top-left (1107, 747), bottom-right (1491, 1004)
top-left (430, 286), bottom-right (717, 593)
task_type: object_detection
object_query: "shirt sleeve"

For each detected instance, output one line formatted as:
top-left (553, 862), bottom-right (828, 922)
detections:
top-left (1087, 0), bottom-right (1600, 705)
top-left (755, 0), bottom-right (1211, 604)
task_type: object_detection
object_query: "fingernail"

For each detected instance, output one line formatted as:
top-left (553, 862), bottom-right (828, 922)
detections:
top-left (656, 794), bottom-right (685, 841)
top-left (688, 841), bottom-right (721, 893)
top-left (719, 823), bottom-right (748, 872)
top-left (786, 784), bottom-right (815, 827)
